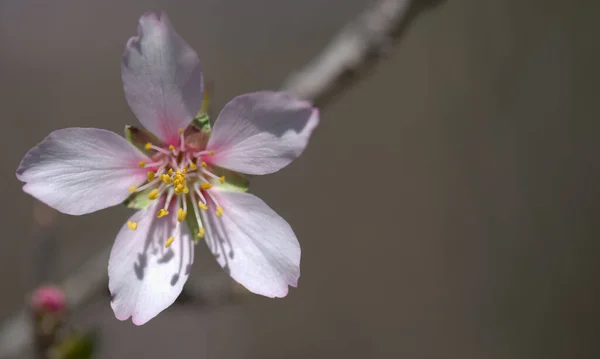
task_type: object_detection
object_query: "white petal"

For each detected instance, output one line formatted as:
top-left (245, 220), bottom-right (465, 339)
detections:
top-left (108, 203), bottom-right (194, 325)
top-left (206, 91), bottom-right (319, 175)
top-left (122, 12), bottom-right (203, 144)
top-left (203, 190), bottom-right (300, 297)
top-left (16, 128), bottom-right (149, 215)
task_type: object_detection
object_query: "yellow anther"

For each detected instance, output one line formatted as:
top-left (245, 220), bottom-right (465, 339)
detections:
top-left (177, 208), bottom-right (187, 222)
top-left (148, 189), bottom-right (159, 200)
top-left (183, 186), bottom-right (189, 194)
top-left (183, 166), bottom-right (188, 172)
top-left (147, 171), bottom-right (155, 181)
top-left (189, 162), bottom-right (197, 169)
top-left (168, 168), bottom-right (174, 176)
top-left (178, 128), bottom-right (184, 134)
top-left (165, 236), bottom-right (175, 248)
top-left (127, 221), bottom-right (138, 230)
top-left (174, 184), bottom-right (185, 194)
top-left (201, 183), bottom-right (212, 190)
top-left (128, 185), bottom-right (137, 193)
top-left (197, 228), bottom-right (205, 238)
top-left (219, 176), bottom-right (225, 184)
top-left (215, 206), bottom-right (223, 217)
top-left (138, 161), bottom-right (146, 168)
top-left (198, 202), bottom-right (208, 210)
top-left (161, 174), bottom-right (171, 184)
top-left (209, 150), bottom-right (215, 155)
top-left (157, 209), bottom-right (169, 218)
top-left (144, 142), bottom-right (152, 150)
top-left (201, 162), bottom-right (207, 168)
top-left (168, 145), bottom-right (175, 151)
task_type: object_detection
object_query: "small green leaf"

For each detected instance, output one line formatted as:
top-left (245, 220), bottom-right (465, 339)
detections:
top-left (123, 187), bottom-right (154, 209)
top-left (124, 125), bottom-right (161, 155)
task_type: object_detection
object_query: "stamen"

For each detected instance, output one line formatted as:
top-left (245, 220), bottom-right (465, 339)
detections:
top-left (179, 129), bottom-right (185, 151)
top-left (201, 161), bottom-right (207, 168)
top-left (128, 185), bottom-right (138, 193)
top-left (148, 189), bottom-right (160, 200)
top-left (147, 171), bottom-right (155, 181)
top-left (141, 160), bottom-right (167, 169)
top-left (177, 208), bottom-right (187, 222)
top-left (202, 169), bottom-right (226, 184)
top-left (190, 193), bottom-right (206, 241)
top-left (200, 183), bottom-right (212, 190)
top-left (144, 143), bottom-right (171, 155)
top-left (194, 150), bottom-right (215, 157)
top-left (189, 162), bottom-right (197, 170)
top-left (165, 236), bottom-right (175, 248)
top-left (173, 170), bottom-right (188, 195)
top-left (193, 183), bottom-right (208, 206)
top-left (182, 194), bottom-right (188, 213)
top-left (204, 189), bottom-right (223, 217)
top-left (170, 157), bottom-right (179, 171)
top-left (157, 209), bottom-right (169, 218)
top-left (135, 177), bottom-right (161, 193)
top-left (163, 188), bottom-right (173, 212)
top-left (127, 221), bottom-right (138, 230)
top-left (161, 174), bottom-right (172, 184)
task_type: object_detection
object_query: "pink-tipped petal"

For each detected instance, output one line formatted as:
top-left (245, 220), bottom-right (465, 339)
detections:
top-left (16, 128), bottom-right (149, 215)
top-left (203, 190), bottom-right (300, 297)
top-left (122, 12), bottom-right (203, 145)
top-left (206, 91), bottom-right (319, 175)
top-left (108, 204), bottom-right (194, 325)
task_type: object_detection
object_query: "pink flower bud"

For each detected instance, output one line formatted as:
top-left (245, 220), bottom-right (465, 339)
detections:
top-left (31, 285), bottom-right (66, 314)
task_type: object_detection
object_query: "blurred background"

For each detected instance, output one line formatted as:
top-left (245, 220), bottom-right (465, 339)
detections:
top-left (1, 0), bottom-right (599, 358)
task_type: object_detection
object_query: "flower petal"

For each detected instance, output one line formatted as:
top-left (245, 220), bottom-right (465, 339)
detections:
top-left (206, 91), bottom-right (319, 175)
top-left (108, 203), bottom-right (194, 325)
top-left (16, 128), bottom-right (149, 215)
top-left (203, 190), bottom-right (300, 297)
top-left (122, 12), bottom-right (203, 145)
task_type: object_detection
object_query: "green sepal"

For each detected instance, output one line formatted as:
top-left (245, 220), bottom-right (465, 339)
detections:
top-left (212, 167), bottom-right (250, 193)
top-left (184, 196), bottom-right (203, 245)
top-left (190, 81), bottom-right (213, 133)
top-left (122, 187), bottom-right (154, 210)
top-left (49, 330), bottom-right (97, 359)
top-left (124, 125), bottom-right (161, 155)
top-left (192, 114), bottom-right (211, 133)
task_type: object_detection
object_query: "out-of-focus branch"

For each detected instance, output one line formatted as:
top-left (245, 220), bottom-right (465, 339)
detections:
top-left (0, 0), bottom-right (446, 357)
top-left (281, 0), bottom-right (412, 101)
top-left (0, 243), bottom-right (243, 359)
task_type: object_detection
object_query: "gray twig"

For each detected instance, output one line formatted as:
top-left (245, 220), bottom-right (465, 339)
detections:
top-left (281, 0), bottom-right (412, 102)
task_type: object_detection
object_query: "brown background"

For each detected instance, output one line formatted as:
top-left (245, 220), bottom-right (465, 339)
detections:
top-left (1, 0), bottom-right (599, 358)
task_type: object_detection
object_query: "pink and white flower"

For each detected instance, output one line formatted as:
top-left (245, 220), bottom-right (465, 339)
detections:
top-left (16, 12), bottom-right (319, 325)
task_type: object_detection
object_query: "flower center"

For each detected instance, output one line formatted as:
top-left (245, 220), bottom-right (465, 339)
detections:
top-left (127, 128), bottom-right (224, 247)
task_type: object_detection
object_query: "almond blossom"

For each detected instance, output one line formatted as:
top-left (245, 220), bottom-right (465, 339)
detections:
top-left (16, 12), bottom-right (319, 325)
